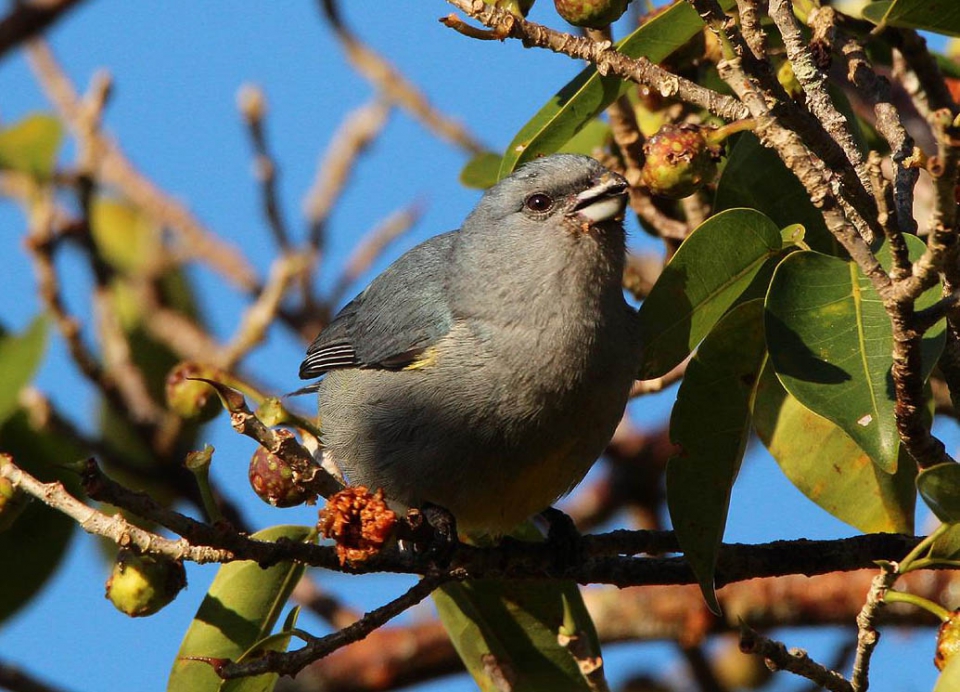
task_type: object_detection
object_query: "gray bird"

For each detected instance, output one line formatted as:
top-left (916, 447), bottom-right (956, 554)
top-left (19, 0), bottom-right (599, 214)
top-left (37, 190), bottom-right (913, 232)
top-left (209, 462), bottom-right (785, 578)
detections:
top-left (300, 154), bottom-right (640, 534)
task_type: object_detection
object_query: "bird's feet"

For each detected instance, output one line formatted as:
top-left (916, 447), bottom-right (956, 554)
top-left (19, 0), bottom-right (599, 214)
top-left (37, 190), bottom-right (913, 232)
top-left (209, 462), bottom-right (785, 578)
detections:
top-left (539, 507), bottom-right (585, 573)
top-left (401, 502), bottom-right (459, 567)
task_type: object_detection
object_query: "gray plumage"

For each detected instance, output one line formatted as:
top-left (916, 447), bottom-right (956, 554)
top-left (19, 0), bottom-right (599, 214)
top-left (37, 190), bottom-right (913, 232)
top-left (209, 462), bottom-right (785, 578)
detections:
top-left (301, 154), bottom-right (641, 533)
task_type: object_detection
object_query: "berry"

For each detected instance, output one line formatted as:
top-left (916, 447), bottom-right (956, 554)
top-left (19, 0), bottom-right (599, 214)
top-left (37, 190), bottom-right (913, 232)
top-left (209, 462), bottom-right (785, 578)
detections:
top-left (105, 549), bottom-right (186, 617)
top-left (485, 0), bottom-right (535, 16)
top-left (248, 429), bottom-right (314, 507)
top-left (165, 361), bottom-right (219, 421)
top-left (554, 0), bottom-right (629, 29)
top-left (0, 455), bottom-right (31, 533)
top-left (640, 123), bottom-right (723, 199)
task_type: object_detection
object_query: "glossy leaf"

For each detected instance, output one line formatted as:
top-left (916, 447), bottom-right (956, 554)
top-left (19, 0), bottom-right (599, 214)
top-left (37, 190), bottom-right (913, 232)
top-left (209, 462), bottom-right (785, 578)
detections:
top-left (667, 300), bottom-right (767, 614)
top-left (918, 464), bottom-right (960, 523)
top-left (0, 410), bottom-right (80, 624)
top-left (715, 132), bottom-right (835, 253)
top-left (637, 208), bottom-right (783, 379)
top-left (0, 113), bottom-right (63, 180)
top-left (220, 607), bottom-right (301, 692)
top-left (0, 315), bottom-right (48, 426)
top-left (765, 235), bottom-right (944, 473)
top-left (752, 360), bottom-right (916, 534)
top-left (499, 0), bottom-right (735, 177)
top-left (461, 119), bottom-right (613, 190)
top-left (168, 525), bottom-right (314, 692)
top-left (434, 578), bottom-right (601, 692)
top-left (435, 522), bottom-right (603, 692)
top-left (930, 523), bottom-right (960, 562)
top-left (862, 0), bottom-right (960, 38)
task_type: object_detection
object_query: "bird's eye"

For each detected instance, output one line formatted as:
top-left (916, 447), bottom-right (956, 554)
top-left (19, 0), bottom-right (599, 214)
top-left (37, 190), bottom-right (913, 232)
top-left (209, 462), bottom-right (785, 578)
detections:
top-left (524, 193), bottom-right (554, 213)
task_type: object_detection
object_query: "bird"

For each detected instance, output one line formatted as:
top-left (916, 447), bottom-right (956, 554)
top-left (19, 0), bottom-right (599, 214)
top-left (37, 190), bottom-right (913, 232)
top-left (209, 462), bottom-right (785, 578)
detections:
top-left (300, 153), bottom-right (641, 534)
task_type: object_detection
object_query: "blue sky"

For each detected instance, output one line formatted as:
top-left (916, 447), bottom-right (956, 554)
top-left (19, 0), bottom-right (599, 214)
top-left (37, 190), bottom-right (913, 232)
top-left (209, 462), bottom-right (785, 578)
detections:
top-left (0, 2), bottom-right (952, 691)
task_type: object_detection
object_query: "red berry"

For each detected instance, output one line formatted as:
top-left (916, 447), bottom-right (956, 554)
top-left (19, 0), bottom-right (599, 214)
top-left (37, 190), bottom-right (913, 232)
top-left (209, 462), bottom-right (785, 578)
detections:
top-left (248, 429), bottom-right (314, 507)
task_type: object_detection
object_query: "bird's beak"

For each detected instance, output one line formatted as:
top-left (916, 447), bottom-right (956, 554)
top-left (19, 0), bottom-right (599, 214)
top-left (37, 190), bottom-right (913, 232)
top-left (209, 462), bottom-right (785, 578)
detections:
top-left (569, 172), bottom-right (628, 225)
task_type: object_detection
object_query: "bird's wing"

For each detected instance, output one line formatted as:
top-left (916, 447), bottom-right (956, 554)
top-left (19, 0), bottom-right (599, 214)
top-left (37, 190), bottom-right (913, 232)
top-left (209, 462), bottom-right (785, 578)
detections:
top-left (299, 231), bottom-right (457, 379)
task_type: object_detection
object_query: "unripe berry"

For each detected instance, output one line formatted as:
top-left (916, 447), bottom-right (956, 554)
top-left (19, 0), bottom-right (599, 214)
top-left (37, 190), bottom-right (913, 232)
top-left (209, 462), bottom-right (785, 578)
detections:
top-left (248, 429), bottom-right (314, 507)
top-left (165, 361), bottom-right (219, 421)
top-left (485, 0), bottom-right (535, 16)
top-left (554, 0), bottom-right (629, 29)
top-left (640, 123), bottom-right (723, 199)
top-left (105, 549), bottom-right (186, 617)
top-left (0, 455), bottom-right (31, 533)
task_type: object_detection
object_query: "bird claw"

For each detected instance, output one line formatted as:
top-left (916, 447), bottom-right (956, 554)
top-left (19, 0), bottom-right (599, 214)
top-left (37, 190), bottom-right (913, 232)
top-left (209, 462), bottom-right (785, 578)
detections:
top-left (401, 503), bottom-right (459, 566)
top-left (540, 507), bottom-right (585, 572)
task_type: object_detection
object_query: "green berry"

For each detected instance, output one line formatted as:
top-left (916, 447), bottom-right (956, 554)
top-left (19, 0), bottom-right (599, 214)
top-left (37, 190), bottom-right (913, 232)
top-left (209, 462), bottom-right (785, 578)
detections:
top-left (165, 361), bottom-right (219, 421)
top-left (0, 455), bottom-right (30, 533)
top-left (248, 430), bottom-right (314, 507)
top-left (105, 549), bottom-right (186, 617)
top-left (640, 124), bottom-right (723, 199)
top-left (485, 0), bottom-right (535, 16)
top-left (554, 0), bottom-right (629, 28)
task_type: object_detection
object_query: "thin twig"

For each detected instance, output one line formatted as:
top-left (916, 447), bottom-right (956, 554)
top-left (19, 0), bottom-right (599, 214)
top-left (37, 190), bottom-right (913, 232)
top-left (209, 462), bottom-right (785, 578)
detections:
top-left (216, 252), bottom-right (312, 370)
top-left (27, 40), bottom-right (260, 292)
top-left (321, 0), bottom-right (485, 156)
top-left (630, 358), bottom-right (689, 397)
top-left (218, 574), bottom-right (451, 679)
top-left (886, 28), bottom-right (959, 118)
top-left (850, 564), bottom-right (897, 691)
top-left (740, 626), bottom-right (853, 692)
top-left (303, 98), bottom-right (392, 249)
top-left (833, 17), bottom-right (916, 272)
top-left (238, 84), bottom-right (292, 250)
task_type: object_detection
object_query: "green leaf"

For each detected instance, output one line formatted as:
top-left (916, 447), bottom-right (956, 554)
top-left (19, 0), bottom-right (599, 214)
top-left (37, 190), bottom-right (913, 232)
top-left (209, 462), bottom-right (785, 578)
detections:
top-left (862, 0), bottom-right (960, 38)
top-left (462, 119), bottom-right (613, 190)
top-left (765, 236), bottom-right (945, 473)
top-left (460, 151), bottom-right (503, 190)
top-left (0, 410), bottom-right (81, 624)
top-left (752, 360), bottom-right (916, 533)
top-left (499, 0), bottom-right (735, 177)
top-left (434, 577), bottom-right (602, 692)
top-left (918, 464), bottom-right (960, 523)
top-left (168, 525), bottom-right (315, 692)
top-left (637, 208), bottom-right (783, 379)
top-left (930, 523), bottom-right (960, 561)
top-left (0, 315), bottom-right (48, 426)
top-left (667, 300), bottom-right (767, 614)
top-left (90, 196), bottom-right (163, 275)
top-left (220, 607), bottom-right (301, 692)
top-left (715, 132), bottom-right (836, 253)
top-left (0, 113), bottom-right (63, 180)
